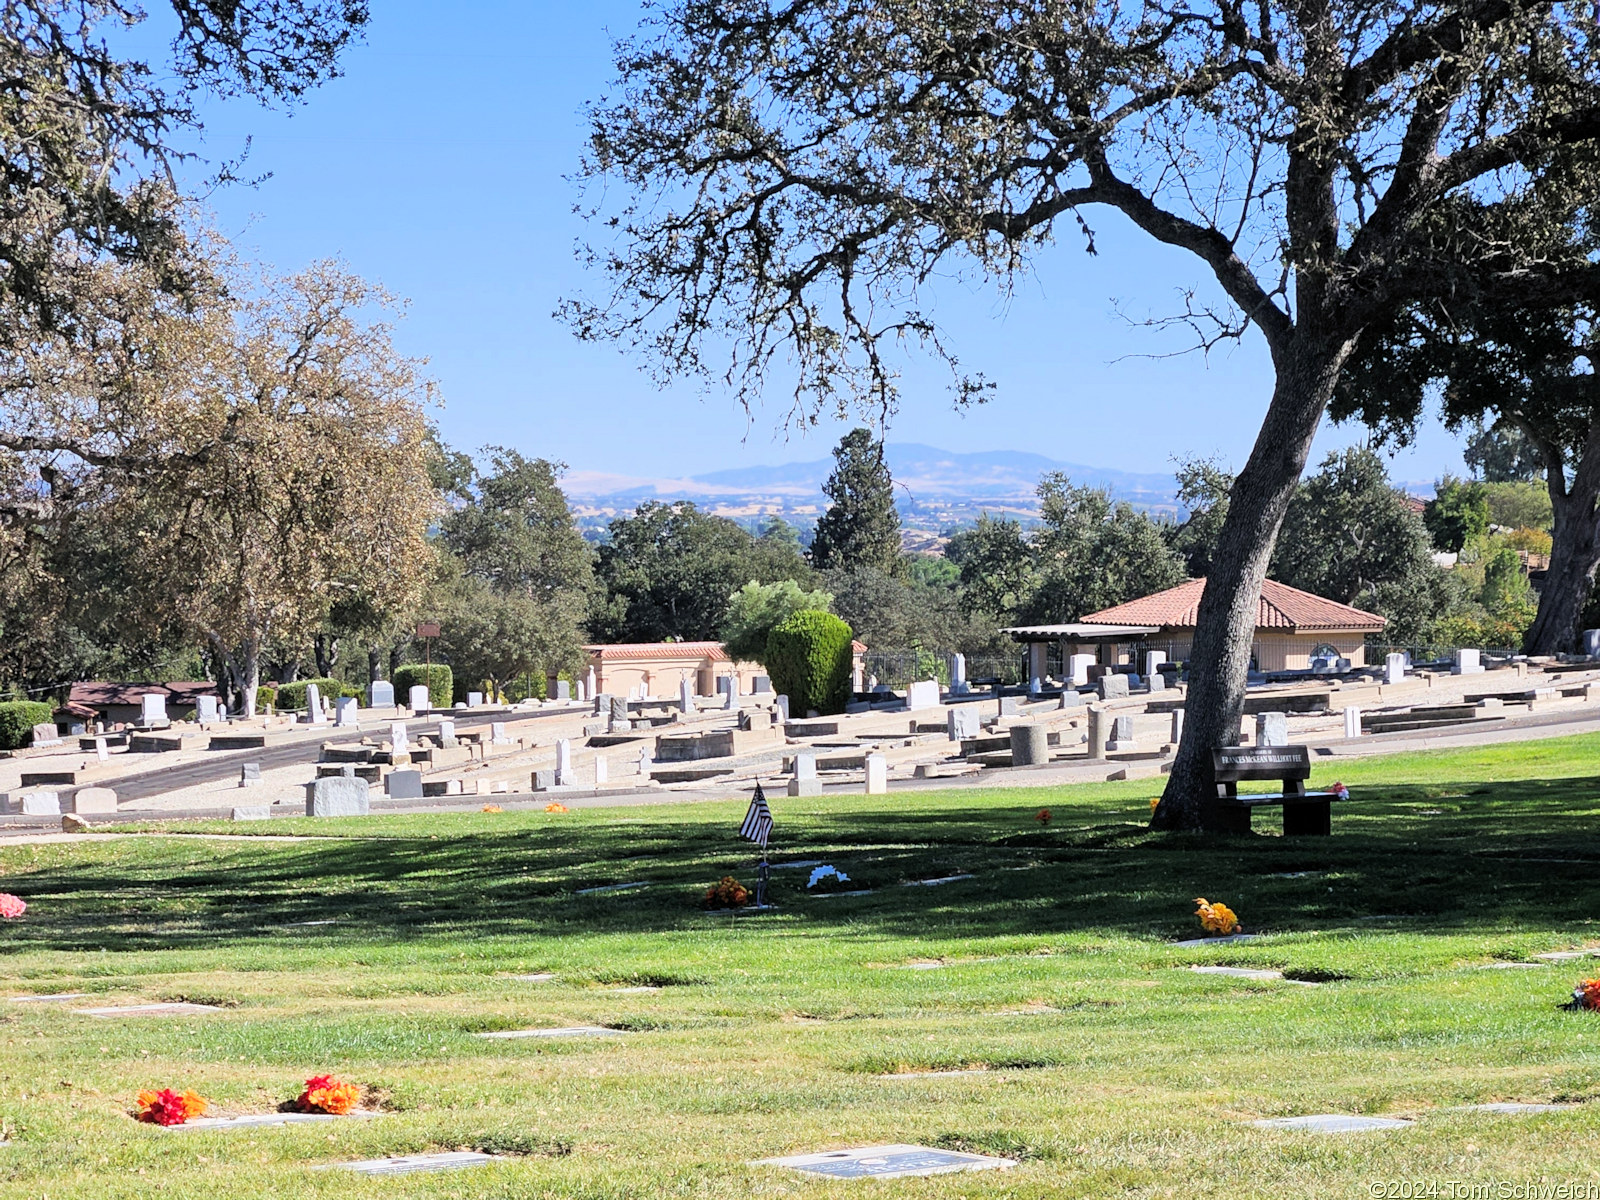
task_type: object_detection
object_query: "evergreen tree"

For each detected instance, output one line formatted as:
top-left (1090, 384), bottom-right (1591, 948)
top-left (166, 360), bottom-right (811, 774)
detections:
top-left (810, 429), bottom-right (902, 574)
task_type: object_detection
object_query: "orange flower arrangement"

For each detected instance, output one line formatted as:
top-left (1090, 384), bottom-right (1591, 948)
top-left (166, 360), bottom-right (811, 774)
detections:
top-left (1573, 978), bottom-right (1600, 1012)
top-left (1194, 897), bottom-right (1241, 936)
top-left (295, 1074), bottom-right (362, 1115)
top-left (703, 876), bottom-right (750, 909)
top-left (544, 802), bottom-right (568, 813)
top-left (1150, 797), bottom-right (1161, 813)
top-left (135, 1088), bottom-right (207, 1125)
top-left (1035, 808), bottom-right (1052, 825)
top-left (481, 804), bottom-right (504, 813)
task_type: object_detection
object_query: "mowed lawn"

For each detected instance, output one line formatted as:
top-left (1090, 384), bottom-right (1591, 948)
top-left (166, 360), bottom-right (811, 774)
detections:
top-left (3, 738), bottom-right (1600, 1197)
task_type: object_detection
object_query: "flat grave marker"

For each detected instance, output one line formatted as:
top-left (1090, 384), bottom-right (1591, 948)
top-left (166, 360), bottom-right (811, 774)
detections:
top-left (902, 874), bottom-right (974, 887)
top-left (1252, 1115), bottom-right (1411, 1133)
top-left (755, 1144), bottom-right (1017, 1180)
top-left (76, 1002), bottom-right (223, 1018)
top-left (1455, 1102), bottom-right (1577, 1114)
top-left (179, 1110), bottom-right (383, 1130)
top-left (608, 985), bottom-right (660, 994)
top-left (475, 1025), bottom-right (621, 1040)
top-left (1534, 949), bottom-right (1598, 961)
top-left (1189, 966), bottom-right (1284, 981)
top-left (10, 992), bottom-right (89, 1003)
top-left (1478, 962), bottom-right (1547, 970)
top-left (331, 1152), bottom-right (498, 1176)
top-left (1171, 933), bottom-right (1262, 948)
top-left (575, 881), bottom-right (649, 895)
top-left (509, 972), bottom-right (556, 983)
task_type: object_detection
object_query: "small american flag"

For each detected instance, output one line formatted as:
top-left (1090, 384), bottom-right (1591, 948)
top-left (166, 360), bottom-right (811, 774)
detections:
top-left (740, 782), bottom-right (773, 848)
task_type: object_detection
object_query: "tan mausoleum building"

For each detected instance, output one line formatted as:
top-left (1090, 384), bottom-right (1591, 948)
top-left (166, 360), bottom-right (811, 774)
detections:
top-left (1006, 578), bottom-right (1385, 676)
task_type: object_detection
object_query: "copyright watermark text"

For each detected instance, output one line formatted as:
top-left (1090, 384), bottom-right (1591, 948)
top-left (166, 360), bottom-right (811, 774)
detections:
top-left (1370, 1184), bottom-right (1600, 1199)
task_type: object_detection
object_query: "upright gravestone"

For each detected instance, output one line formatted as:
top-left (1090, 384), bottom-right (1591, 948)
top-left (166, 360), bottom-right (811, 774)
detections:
top-left (1143, 649), bottom-right (1168, 677)
top-left (788, 748), bottom-right (821, 796)
top-left (906, 680), bottom-right (940, 711)
top-left (752, 675), bottom-right (772, 693)
top-left (585, 666), bottom-right (596, 701)
top-left (437, 719), bottom-right (457, 748)
top-left (385, 769), bottom-right (424, 799)
top-left (94, 736), bottom-right (110, 762)
top-left (1108, 714), bottom-right (1137, 751)
top-left (1343, 706), bottom-right (1362, 738)
top-left (1028, 676), bottom-right (1043, 696)
top-left (1147, 670), bottom-right (1168, 693)
top-left (863, 752), bottom-right (887, 795)
top-left (466, 691), bottom-right (484, 708)
top-left (239, 763), bottom-right (262, 787)
top-left (490, 721), bottom-right (511, 745)
top-left (679, 678), bottom-right (694, 713)
top-left (140, 693), bottom-right (168, 728)
top-left (1452, 648), bottom-right (1485, 675)
top-left (1087, 706), bottom-right (1109, 760)
top-left (1068, 654), bottom-right (1096, 687)
top-left (1097, 673), bottom-right (1130, 701)
top-left (390, 722), bottom-right (410, 757)
top-left (195, 695), bottom-right (221, 724)
top-left (637, 744), bottom-right (653, 775)
top-left (305, 683), bottom-right (326, 725)
top-left (1010, 723), bottom-right (1049, 766)
top-left (774, 694), bottom-right (790, 722)
top-left (852, 663), bottom-right (865, 694)
top-left (305, 776), bottom-right (369, 817)
top-left (998, 696), bottom-right (1019, 716)
top-left (949, 652), bottom-right (969, 695)
top-left (408, 684), bottom-right (431, 713)
top-left (1169, 708), bottom-right (1185, 746)
top-left (334, 697), bottom-right (358, 728)
top-left (947, 705), bottom-right (981, 741)
top-left (1255, 711), bottom-right (1289, 747)
top-left (29, 722), bottom-right (62, 748)
top-left (1384, 653), bottom-right (1406, 685)
top-left (555, 679), bottom-right (571, 701)
top-left (554, 738), bottom-right (573, 786)
top-left (368, 679), bottom-right (395, 708)
top-left (1058, 690), bottom-right (1086, 710)
top-left (717, 677), bottom-right (736, 709)
top-left (1585, 629), bottom-right (1600, 659)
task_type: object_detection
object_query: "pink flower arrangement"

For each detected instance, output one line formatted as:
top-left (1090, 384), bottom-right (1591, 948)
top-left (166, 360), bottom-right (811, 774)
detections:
top-left (1329, 781), bottom-right (1350, 800)
top-left (0, 894), bottom-right (26, 919)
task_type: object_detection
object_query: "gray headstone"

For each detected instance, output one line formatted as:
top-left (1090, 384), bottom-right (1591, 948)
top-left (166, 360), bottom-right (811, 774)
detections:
top-left (195, 695), bottom-right (220, 723)
top-left (1009, 723), bottom-right (1049, 766)
top-left (304, 775), bottom-right (369, 817)
top-left (69, 787), bottom-right (118, 814)
top-left (774, 694), bottom-right (790, 722)
top-left (555, 679), bottom-right (571, 701)
top-left (1585, 629), bottom-right (1600, 658)
top-left (384, 769), bottom-right (424, 799)
top-left (1097, 673), bottom-right (1130, 700)
top-left (1147, 670), bottom-right (1168, 693)
top-left (752, 674), bottom-right (772, 693)
top-left (29, 722), bottom-right (62, 747)
top-left (532, 769), bottom-right (557, 792)
top-left (1087, 706), bottom-right (1109, 760)
top-left (721, 678), bottom-right (736, 709)
top-left (1108, 714), bottom-right (1136, 750)
top-left (334, 696), bottom-right (358, 727)
top-left (231, 806), bottom-right (271, 821)
top-left (756, 1145), bottom-right (1016, 1179)
top-left (1170, 708), bottom-right (1185, 745)
top-left (140, 693), bottom-right (167, 726)
top-left (1251, 1115), bottom-right (1411, 1134)
top-left (998, 696), bottom-right (1019, 716)
top-left (1255, 711), bottom-right (1289, 747)
top-left (437, 718), bottom-right (457, 747)
top-left (305, 683), bottom-right (326, 724)
top-left (609, 695), bottom-right (629, 723)
top-left (368, 679), bottom-right (394, 708)
top-left (949, 652), bottom-right (968, 694)
top-left (240, 762), bottom-right (262, 787)
top-left (336, 1152), bottom-right (498, 1176)
top-left (947, 705), bottom-right (982, 741)
top-left (1058, 690), bottom-right (1086, 709)
top-left (408, 684), bottom-right (431, 712)
top-left (679, 678), bottom-right (695, 713)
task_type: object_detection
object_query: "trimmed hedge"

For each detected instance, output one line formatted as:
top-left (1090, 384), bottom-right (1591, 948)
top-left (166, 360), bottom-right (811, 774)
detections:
top-left (393, 664), bottom-right (454, 709)
top-left (273, 678), bottom-right (358, 710)
top-left (0, 700), bottom-right (56, 751)
top-left (765, 610), bottom-right (854, 716)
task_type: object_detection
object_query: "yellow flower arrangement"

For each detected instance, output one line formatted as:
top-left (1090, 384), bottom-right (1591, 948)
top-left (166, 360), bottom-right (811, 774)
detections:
top-left (1194, 897), bottom-right (1241, 936)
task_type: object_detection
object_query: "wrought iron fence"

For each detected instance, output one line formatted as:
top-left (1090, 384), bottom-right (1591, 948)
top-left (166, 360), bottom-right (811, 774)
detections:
top-left (860, 650), bottom-right (1027, 690)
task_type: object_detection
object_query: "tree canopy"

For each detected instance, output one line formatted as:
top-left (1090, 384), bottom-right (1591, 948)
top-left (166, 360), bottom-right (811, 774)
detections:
top-left (809, 429), bottom-right (903, 574)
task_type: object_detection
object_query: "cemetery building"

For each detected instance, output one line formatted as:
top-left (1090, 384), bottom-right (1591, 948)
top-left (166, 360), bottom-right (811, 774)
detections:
top-left (1006, 578), bottom-right (1384, 674)
top-left (583, 639), bottom-right (866, 699)
top-left (63, 681), bottom-right (224, 727)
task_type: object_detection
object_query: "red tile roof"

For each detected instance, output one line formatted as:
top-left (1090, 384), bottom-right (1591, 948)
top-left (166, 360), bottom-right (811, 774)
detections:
top-left (1079, 578), bottom-right (1386, 633)
top-left (585, 639), bottom-right (869, 661)
top-left (68, 681), bottom-right (221, 708)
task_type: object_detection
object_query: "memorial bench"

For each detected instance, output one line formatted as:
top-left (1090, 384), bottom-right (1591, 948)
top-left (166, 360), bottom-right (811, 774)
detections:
top-left (1206, 744), bottom-right (1345, 836)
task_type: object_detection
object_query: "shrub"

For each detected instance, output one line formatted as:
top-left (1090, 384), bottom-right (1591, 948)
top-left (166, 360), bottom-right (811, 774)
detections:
top-left (0, 701), bottom-right (56, 750)
top-left (765, 610), bottom-right (854, 715)
top-left (274, 678), bottom-right (341, 711)
top-left (257, 684), bottom-right (278, 711)
top-left (393, 664), bottom-right (454, 709)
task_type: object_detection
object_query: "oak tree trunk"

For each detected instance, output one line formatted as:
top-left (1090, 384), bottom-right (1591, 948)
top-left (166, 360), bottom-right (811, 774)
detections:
top-left (1153, 336), bottom-right (1353, 830)
top-left (1524, 414), bottom-right (1600, 654)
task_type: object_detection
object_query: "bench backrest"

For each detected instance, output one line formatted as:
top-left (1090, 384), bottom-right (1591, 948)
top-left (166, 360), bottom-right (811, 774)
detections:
top-left (1210, 745), bottom-right (1311, 783)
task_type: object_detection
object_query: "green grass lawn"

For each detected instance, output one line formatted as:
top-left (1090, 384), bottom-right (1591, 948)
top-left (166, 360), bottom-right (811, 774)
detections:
top-left (4, 735), bottom-right (1600, 1196)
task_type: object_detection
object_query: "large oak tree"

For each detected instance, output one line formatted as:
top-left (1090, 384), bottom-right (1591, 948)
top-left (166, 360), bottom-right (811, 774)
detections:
top-left (567, 0), bottom-right (1600, 828)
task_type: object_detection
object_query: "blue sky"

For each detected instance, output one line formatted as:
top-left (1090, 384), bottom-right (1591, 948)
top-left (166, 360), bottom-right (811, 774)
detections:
top-left (175, 0), bottom-right (1467, 489)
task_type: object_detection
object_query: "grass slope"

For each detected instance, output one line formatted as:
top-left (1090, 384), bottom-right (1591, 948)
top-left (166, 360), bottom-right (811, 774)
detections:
top-left (1, 734), bottom-right (1600, 1196)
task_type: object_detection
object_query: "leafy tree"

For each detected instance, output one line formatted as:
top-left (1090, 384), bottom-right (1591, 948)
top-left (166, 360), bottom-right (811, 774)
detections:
top-left (809, 428), bottom-right (902, 574)
top-left (1465, 420), bottom-right (1544, 483)
top-left (720, 579), bottom-right (834, 663)
top-left (433, 574), bottom-right (553, 703)
top-left (566, 0), bottom-right (1600, 827)
top-left (1023, 475), bottom-right (1186, 624)
top-left (1167, 458), bottom-right (1234, 578)
top-left (592, 501), bottom-right (812, 642)
top-left (945, 516), bottom-right (1036, 621)
top-left (1481, 482), bottom-right (1555, 535)
top-left (824, 564), bottom-right (1001, 656)
top-left (1271, 448), bottom-right (1448, 643)
top-left (1424, 478), bottom-right (1492, 554)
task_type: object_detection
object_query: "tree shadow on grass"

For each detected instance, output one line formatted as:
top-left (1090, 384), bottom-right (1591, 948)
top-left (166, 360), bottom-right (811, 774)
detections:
top-left (4, 774), bottom-right (1600, 953)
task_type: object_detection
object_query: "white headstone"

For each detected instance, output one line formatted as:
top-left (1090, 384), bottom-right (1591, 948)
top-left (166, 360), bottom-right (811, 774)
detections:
top-left (906, 680), bottom-right (940, 711)
top-left (334, 697), bottom-right (358, 727)
top-left (1169, 708), bottom-right (1185, 745)
top-left (1343, 706), bottom-right (1362, 738)
top-left (466, 691), bottom-right (483, 707)
top-left (1452, 647), bottom-right (1485, 675)
top-left (1108, 715), bottom-right (1137, 751)
top-left (585, 666), bottom-right (596, 700)
top-left (93, 736), bottom-right (109, 762)
top-left (1585, 629), bottom-right (1600, 658)
top-left (1255, 711), bottom-right (1289, 747)
top-left (1028, 676), bottom-right (1042, 695)
top-left (947, 705), bottom-right (981, 741)
top-left (555, 738), bottom-right (573, 786)
top-left (368, 679), bottom-right (394, 708)
top-left (1143, 650), bottom-right (1167, 676)
top-left (408, 684), bottom-right (431, 712)
top-left (490, 721), bottom-right (510, 745)
top-left (305, 683), bottom-right (326, 725)
top-left (69, 787), bottom-right (118, 814)
top-left (437, 718), bottom-right (456, 747)
top-left (774, 694), bottom-right (790, 722)
top-left (140, 693), bottom-right (167, 726)
top-left (555, 679), bottom-right (571, 701)
top-left (1385, 653), bottom-right (1406, 685)
top-left (719, 677), bottom-right (736, 709)
top-left (852, 663), bottom-right (865, 693)
top-left (594, 756), bottom-right (608, 786)
top-left (390, 721), bottom-right (409, 756)
top-left (10, 790), bottom-right (59, 815)
top-left (1068, 654), bottom-right (1096, 687)
top-left (949, 653), bottom-right (968, 694)
top-left (679, 678), bottom-right (694, 713)
top-left (788, 748), bottom-right (821, 796)
top-left (195, 695), bottom-right (220, 724)
top-left (239, 762), bottom-right (262, 787)
top-left (864, 751), bottom-right (888, 795)
top-left (638, 745), bottom-right (653, 774)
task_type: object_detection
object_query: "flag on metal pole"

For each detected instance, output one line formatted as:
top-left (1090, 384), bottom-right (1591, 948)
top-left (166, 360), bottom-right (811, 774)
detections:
top-left (740, 781), bottom-right (773, 848)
